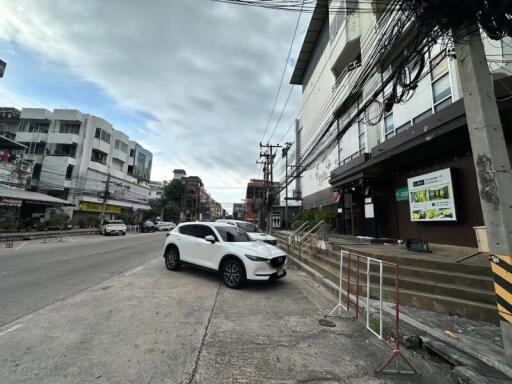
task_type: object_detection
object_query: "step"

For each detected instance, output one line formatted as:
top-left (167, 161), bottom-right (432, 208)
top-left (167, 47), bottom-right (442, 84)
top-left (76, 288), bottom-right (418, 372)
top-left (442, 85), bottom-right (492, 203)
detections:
top-left (280, 239), bottom-right (492, 278)
top-left (291, 250), bottom-right (499, 323)
top-left (310, 251), bottom-right (494, 292)
top-left (310, 252), bottom-right (496, 305)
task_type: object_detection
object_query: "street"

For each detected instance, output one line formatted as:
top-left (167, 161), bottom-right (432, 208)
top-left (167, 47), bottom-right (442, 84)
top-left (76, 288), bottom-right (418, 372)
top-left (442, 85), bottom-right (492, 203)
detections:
top-left (0, 233), bottom-right (452, 383)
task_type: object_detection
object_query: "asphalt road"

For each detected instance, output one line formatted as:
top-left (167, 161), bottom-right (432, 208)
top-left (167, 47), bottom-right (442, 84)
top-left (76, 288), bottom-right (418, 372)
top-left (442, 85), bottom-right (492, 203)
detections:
top-left (0, 233), bottom-right (453, 383)
top-left (0, 232), bottom-right (165, 327)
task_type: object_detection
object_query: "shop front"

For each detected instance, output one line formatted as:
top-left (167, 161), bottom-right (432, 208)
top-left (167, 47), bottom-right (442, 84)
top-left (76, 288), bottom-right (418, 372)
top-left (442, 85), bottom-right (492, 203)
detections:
top-left (330, 97), bottom-right (512, 247)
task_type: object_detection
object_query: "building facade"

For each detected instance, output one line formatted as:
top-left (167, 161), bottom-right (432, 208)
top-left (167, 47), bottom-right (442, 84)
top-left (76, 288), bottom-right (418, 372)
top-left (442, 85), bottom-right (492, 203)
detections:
top-left (291, 1), bottom-right (512, 246)
top-left (15, 108), bottom-right (152, 223)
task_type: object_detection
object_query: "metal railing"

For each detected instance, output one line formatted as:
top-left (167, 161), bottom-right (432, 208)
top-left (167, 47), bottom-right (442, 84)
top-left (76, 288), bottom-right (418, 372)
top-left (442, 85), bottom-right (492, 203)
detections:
top-left (287, 221), bottom-right (309, 252)
top-left (329, 250), bottom-right (417, 375)
top-left (297, 220), bottom-right (325, 259)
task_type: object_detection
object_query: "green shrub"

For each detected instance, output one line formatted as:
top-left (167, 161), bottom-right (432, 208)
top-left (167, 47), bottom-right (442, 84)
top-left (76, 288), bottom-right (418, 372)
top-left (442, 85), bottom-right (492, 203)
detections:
top-left (85, 216), bottom-right (100, 228)
top-left (48, 213), bottom-right (70, 229)
top-left (78, 218), bottom-right (88, 229)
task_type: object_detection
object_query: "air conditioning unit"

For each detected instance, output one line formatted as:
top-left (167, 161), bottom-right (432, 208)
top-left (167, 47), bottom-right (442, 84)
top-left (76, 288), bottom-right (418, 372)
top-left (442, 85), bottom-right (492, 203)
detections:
top-left (20, 164), bottom-right (31, 172)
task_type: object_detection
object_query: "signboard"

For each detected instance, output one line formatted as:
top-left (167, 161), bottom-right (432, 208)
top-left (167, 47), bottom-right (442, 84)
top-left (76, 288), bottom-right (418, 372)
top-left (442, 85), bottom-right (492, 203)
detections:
top-left (395, 187), bottom-right (409, 202)
top-left (132, 144), bottom-right (152, 181)
top-left (407, 168), bottom-right (456, 221)
top-left (79, 201), bottom-right (121, 214)
top-left (0, 198), bottom-right (21, 207)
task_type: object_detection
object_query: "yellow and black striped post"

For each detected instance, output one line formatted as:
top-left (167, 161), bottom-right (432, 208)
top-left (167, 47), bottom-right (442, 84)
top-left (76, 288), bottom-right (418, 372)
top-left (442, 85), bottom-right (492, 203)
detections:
top-left (491, 255), bottom-right (512, 324)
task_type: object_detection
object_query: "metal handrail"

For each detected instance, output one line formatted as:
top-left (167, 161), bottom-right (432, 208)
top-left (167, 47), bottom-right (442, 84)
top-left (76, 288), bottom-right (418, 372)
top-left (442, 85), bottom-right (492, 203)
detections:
top-left (287, 221), bottom-right (309, 252)
top-left (299, 220), bottom-right (324, 243)
top-left (289, 221), bottom-right (309, 240)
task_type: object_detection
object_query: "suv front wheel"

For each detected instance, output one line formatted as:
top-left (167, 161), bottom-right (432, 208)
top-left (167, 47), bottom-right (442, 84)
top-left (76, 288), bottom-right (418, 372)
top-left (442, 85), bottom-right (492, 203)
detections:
top-left (164, 245), bottom-right (181, 271)
top-left (221, 259), bottom-right (245, 289)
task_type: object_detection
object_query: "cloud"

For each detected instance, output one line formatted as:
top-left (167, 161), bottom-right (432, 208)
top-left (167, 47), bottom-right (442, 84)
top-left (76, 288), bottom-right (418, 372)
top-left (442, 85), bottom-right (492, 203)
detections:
top-left (0, 0), bottom-right (307, 207)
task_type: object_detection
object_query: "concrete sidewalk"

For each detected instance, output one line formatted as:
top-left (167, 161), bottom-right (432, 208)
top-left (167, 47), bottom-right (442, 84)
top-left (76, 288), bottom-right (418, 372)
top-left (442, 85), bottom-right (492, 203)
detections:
top-left (0, 257), bottom-right (452, 383)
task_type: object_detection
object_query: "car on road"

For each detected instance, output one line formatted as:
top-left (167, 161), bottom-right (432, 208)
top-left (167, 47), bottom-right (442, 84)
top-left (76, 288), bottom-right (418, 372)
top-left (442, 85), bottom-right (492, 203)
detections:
top-left (141, 220), bottom-right (158, 233)
top-left (163, 222), bottom-right (287, 288)
top-left (156, 221), bottom-right (176, 231)
top-left (101, 219), bottom-right (127, 236)
top-left (216, 219), bottom-right (278, 245)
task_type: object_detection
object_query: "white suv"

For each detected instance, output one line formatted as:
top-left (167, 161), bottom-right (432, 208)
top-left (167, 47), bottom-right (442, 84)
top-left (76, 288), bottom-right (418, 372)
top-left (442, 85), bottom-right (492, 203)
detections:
top-left (163, 222), bottom-right (287, 288)
top-left (216, 219), bottom-right (278, 245)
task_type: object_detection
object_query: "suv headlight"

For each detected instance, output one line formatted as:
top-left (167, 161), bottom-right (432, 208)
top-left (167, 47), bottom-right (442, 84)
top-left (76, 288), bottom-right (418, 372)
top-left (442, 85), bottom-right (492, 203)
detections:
top-left (245, 254), bottom-right (268, 262)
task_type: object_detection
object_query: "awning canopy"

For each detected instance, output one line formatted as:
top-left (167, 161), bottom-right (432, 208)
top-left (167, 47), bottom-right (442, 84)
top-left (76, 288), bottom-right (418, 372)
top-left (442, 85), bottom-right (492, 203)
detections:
top-left (0, 188), bottom-right (70, 205)
top-left (0, 135), bottom-right (27, 150)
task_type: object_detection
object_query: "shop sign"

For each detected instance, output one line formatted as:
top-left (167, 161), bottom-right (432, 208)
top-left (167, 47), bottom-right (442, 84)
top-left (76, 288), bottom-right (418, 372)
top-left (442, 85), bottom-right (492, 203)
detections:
top-left (407, 168), bottom-right (457, 222)
top-left (395, 187), bottom-right (409, 202)
top-left (78, 201), bottom-right (121, 214)
top-left (0, 198), bottom-right (21, 207)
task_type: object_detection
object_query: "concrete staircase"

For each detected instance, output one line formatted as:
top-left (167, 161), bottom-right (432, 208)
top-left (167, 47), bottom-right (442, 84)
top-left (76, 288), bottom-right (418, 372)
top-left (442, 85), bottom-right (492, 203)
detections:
top-left (275, 232), bottom-right (498, 323)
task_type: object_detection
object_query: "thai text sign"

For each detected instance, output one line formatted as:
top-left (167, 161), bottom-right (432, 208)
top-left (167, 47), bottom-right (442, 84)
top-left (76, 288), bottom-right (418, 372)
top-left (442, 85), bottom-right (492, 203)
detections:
top-left (407, 168), bottom-right (457, 222)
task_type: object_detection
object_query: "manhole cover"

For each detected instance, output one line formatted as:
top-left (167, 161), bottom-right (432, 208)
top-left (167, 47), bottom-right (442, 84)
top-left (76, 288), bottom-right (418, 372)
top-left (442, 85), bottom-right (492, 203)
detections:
top-left (318, 319), bottom-right (336, 328)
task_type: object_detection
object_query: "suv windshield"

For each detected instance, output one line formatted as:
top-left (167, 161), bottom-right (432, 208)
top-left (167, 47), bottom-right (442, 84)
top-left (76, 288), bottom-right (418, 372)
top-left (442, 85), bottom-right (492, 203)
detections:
top-left (235, 222), bottom-right (260, 233)
top-left (216, 226), bottom-right (251, 242)
top-left (106, 220), bottom-right (124, 224)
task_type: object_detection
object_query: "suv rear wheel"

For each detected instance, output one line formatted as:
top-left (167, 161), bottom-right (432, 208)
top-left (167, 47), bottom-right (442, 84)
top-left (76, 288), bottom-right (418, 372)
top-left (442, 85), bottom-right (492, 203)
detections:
top-left (221, 259), bottom-right (245, 289)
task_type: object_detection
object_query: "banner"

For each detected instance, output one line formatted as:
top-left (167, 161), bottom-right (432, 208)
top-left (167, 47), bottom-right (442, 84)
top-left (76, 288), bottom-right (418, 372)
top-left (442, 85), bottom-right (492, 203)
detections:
top-left (407, 168), bottom-right (457, 222)
top-left (79, 201), bottom-right (121, 214)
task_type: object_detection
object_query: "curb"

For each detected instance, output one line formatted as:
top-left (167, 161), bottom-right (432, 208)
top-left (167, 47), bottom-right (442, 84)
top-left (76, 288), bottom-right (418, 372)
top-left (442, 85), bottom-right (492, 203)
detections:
top-left (286, 253), bottom-right (512, 379)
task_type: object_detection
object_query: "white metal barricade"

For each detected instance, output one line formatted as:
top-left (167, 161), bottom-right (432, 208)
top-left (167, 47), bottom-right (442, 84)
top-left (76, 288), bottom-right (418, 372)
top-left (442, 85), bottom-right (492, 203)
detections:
top-left (328, 250), bottom-right (416, 375)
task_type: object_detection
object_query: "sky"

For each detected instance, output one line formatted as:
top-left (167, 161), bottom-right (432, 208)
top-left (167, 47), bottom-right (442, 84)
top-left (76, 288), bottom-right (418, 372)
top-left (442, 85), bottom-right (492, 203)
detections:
top-left (0, 0), bottom-right (309, 211)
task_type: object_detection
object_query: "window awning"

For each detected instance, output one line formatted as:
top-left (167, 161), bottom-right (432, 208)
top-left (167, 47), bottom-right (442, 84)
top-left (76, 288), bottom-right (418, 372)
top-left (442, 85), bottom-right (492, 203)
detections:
top-left (0, 188), bottom-right (70, 205)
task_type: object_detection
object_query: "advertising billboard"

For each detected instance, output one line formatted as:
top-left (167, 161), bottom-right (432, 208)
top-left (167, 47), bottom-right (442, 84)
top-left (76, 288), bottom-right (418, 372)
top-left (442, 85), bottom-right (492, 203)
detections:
top-left (132, 144), bottom-right (152, 181)
top-left (407, 168), bottom-right (457, 222)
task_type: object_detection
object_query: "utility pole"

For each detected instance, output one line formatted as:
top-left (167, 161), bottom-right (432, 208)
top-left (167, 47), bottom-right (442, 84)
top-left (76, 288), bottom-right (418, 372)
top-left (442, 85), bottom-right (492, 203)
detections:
top-left (260, 143), bottom-right (282, 234)
top-left (282, 142), bottom-right (293, 229)
top-left (454, 27), bottom-right (512, 363)
top-left (100, 172), bottom-right (111, 227)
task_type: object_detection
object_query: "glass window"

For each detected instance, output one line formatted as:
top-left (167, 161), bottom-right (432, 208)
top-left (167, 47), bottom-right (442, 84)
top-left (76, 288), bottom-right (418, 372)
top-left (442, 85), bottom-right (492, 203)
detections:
top-left (215, 226), bottom-right (251, 242)
top-left (431, 54), bottom-right (449, 80)
top-left (384, 113), bottom-right (394, 134)
top-left (59, 122), bottom-right (80, 134)
top-left (32, 163), bottom-right (42, 180)
top-left (435, 97), bottom-right (452, 112)
top-left (100, 130), bottom-right (111, 144)
top-left (90, 149), bottom-right (107, 165)
top-left (65, 165), bottom-right (74, 180)
top-left (413, 109), bottom-right (433, 124)
top-left (95, 128), bottom-right (101, 139)
top-left (396, 121), bottom-right (411, 134)
top-left (235, 222), bottom-right (260, 233)
top-left (432, 73), bottom-right (451, 104)
top-left (28, 121), bottom-right (49, 133)
top-left (179, 224), bottom-right (217, 240)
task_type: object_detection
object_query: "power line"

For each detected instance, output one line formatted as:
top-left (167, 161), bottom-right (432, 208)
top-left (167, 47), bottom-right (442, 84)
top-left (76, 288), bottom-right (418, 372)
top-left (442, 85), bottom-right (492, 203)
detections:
top-left (260, 0), bottom-right (304, 144)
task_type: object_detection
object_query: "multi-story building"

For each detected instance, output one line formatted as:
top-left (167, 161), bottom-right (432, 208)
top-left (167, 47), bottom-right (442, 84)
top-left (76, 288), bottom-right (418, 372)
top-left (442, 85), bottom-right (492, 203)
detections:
top-left (15, 108), bottom-right (152, 223)
top-left (290, 1), bottom-right (512, 247)
top-left (148, 181), bottom-right (164, 201)
top-left (232, 203), bottom-right (245, 221)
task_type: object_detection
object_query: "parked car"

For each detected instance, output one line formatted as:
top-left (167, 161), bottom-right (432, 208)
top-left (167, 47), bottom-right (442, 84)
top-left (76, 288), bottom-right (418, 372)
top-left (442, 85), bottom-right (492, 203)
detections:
top-left (101, 219), bottom-right (126, 236)
top-left (141, 220), bottom-right (158, 233)
top-left (156, 221), bottom-right (176, 231)
top-left (163, 222), bottom-right (287, 288)
top-left (216, 219), bottom-right (278, 245)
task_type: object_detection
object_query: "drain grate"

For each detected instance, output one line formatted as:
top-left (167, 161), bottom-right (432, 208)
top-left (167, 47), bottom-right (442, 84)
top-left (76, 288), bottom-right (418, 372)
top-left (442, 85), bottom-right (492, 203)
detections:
top-left (318, 318), bottom-right (336, 328)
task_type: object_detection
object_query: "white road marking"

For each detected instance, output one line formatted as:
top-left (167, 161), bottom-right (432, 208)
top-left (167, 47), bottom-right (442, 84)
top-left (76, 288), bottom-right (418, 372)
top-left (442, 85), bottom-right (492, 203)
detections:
top-left (14, 242), bottom-right (26, 250)
top-left (0, 324), bottom-right (22, 337)
top-left (124, 266), bottom-right (144, 276)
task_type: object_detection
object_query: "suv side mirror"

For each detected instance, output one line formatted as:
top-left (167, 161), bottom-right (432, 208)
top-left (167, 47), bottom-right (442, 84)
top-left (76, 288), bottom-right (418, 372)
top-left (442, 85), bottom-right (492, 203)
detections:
top-left (204, 235), bottom-right (216, 243)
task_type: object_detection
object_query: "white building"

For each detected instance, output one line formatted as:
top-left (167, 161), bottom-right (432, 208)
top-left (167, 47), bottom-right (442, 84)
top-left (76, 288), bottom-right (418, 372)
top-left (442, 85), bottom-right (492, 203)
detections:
top-left (16, 108), bottom-right (152, 222)
top-left (290, 1), bottom-right (512, 246)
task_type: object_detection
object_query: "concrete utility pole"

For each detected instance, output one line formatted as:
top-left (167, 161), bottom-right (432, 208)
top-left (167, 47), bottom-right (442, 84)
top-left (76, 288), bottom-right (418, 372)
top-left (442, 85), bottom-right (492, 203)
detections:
top-left (100, 172), bottom-right (111, 227)
top-left (454, 27), bottom-right (512, 364)
top-left (282, 142), bottom-right (293, 229)
top-left (260, 143), bottom-right (282, 234)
